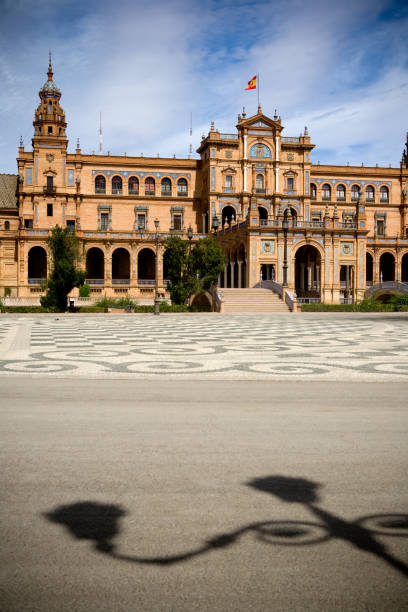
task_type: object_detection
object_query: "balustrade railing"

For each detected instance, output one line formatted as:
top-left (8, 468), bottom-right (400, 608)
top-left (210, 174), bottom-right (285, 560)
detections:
top-left (138, 279), bottom-right (156, 286)
top-left (86, 278), bottom-right (104, 285)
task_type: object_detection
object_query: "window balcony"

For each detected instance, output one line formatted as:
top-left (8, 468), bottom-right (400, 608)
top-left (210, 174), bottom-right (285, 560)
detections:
top-left (336, 197), bottom-right (346, 201)
top-left (322, 196), bottom-right (331, 201)
top-left (161, 190), bottom-right (172, 197)
top-left (177, 190), bottom-right (188, 197)
top-left (145, 190), bottom-right (155, 196)
top-left (112, 189), bottom-right (123, 195)
top-left (112, 279), bottom-right (130, 285)
top-left (95, 188), bottom-right (106, 194)
top-left (43, 186), bottom-right (56, 195)
top-left (128, 189), bottom-right (139, 195)
top-left (380, 198), bottom-right (389, 203)
top-left (254, 188), bottom-right (267, 194)
top-left (86, 278), bottom-right (104, 285)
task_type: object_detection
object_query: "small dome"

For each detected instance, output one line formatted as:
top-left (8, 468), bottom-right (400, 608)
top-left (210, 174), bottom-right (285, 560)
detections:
top-left (41, 79), bottom-right (60, 95)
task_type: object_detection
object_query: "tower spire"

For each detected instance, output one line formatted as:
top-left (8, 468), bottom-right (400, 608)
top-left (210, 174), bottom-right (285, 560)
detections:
top-left (48, 50), bottom-right (53, 81)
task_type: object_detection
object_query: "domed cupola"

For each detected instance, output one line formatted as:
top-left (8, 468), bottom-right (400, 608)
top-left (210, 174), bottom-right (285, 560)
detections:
top-left (33, 54), bottom-right (67, 143)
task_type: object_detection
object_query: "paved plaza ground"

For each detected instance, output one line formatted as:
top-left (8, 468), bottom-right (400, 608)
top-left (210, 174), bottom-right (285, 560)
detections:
top-left (0, 314), bottom-right (407, 611)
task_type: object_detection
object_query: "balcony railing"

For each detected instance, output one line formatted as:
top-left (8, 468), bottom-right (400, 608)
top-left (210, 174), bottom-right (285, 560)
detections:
top-left (28, 278), bottom-right (44, 285)
top-left (43, 186), bottom-right (56, 195)
top-left (297, 297), bottom-right (321, 304)
top-left (138, 279), bottom-right (155, 285)
top-left (255, 188), bottom-right (267, 194)
top-left (112, 189), bottom-right (123, 195)
top-left (220, 133), bottom-right (238, 140)
top-left (161, 190), bottom-right (172, 196)
top-left (322, 196), bottom-right (331, 201)
top-left (340, 222), bottom-right (357, 229)
top-left (177, 191), bottom-right (188, 197)
top-left (336, 197), bottom-right (346, 201)
top-left (95, 188), bottom-right (106, 194)
top-left (282, 137), bottom-right (300, 143)
top-left (112, 279), bottom-right (130, 285)
top-left (128, 189), bottom-right (139, 195)
top-left (295, 221), bottom-right (324, 228)
top-left (86, 278), bottom-right (104, 285)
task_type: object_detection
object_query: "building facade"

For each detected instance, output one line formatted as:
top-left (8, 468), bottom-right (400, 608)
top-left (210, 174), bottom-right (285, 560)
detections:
top-left (1, 60), bottom-right (408, 304)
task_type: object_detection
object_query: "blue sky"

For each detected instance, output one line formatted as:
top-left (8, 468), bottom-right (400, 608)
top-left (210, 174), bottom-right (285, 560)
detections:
top-left (0, 0), bottom-right (407, 173)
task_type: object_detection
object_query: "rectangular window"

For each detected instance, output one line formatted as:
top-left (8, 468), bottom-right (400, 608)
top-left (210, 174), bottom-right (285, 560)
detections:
top-left (48, 126), bottom-right (52, 134)
top-left (68, 170), bottom-right (74, 186)
top-left (66, 220), bottom-right (75, 231)
top-left (225, 175), bottom-right (232, 188)
top-left (47, 176), bottom-right (53, 189)
top-left (376, 219), bottom-right (385, 235)
top-left (137, 214), bottom-right (146, 230)
top-left (26, 168), bottom-right (32, 185)
top-left (225, 150), bottom-right (232, 158)
top-left (47, 203), bottom-right (53, 217)
top-left (211, 148), bottom-right (216, 158)
top-left (24, 218), bottom-right (33, 229)
top-left (101, 213), bottom-right (109, 230)
top-left (287, 177), bottom-right (294, 190)
top-left (173, 215), bottom-right (182, 230)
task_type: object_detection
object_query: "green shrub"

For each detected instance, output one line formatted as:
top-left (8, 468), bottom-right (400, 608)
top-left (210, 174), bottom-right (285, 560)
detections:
top-left (79, 283), bottom-right (91, 298)
top-left (4, 287), bottom-right (11, 297)
top-left (301, 299), bottom-right (395, 312)
top-left (0, 306), bottom-right (49, 313)
top-left (95, 296), bottom-right (137, 309)
top-left (78, 306), bottom-right (107, 313)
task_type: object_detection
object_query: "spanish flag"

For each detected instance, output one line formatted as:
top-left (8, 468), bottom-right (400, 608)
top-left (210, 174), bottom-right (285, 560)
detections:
top-left (245, 75), bottom-right (257, 90)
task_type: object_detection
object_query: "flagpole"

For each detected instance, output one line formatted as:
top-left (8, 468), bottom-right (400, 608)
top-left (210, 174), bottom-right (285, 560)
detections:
top-left (257, 73), bottom-right (260, 111)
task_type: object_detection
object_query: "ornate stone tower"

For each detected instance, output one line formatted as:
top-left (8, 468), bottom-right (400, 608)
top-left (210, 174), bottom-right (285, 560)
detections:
top-left (402, 131), bottom-right (408, 168)
top-left (32, 54), bottom-right (67, 151)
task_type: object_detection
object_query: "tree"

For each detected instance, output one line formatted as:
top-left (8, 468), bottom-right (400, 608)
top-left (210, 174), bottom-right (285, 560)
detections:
top-left (41, 226), bottom-right (85, 312)
top-left (190, 237), bottom-right (226, 291)
top-left (163, 235), bottom-right (226, 305)
top-left (163, 236), bottom-right (194, 305)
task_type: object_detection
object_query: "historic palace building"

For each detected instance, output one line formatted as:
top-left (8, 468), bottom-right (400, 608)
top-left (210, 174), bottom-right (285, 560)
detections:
top-left (1, 60), bottom-right (408, 305)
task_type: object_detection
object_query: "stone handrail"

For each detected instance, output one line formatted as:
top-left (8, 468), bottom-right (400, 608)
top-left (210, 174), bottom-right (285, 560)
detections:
top-left (284, 290), bottom-right (297, 312)
top-left (365, 281), bottom-right (408, 298)
top-left (211, 286), bottom-right (224, 313)
top-left (270, 280), bottom-right (283, 297)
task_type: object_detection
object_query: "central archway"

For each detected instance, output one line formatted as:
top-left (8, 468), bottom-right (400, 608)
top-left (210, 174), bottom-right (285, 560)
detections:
top-left (28, 246), bottom-right (47, 282)
top-left (295, 245), bottom-right (321, 299)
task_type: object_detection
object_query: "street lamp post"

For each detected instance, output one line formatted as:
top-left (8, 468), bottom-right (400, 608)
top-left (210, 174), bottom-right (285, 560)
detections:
top-left (154, 218), bottom-right (161, 315)
top-left (212, 216), bottom-right (219, 234)
top-left (282, 218), bottom-right (289, 286)
top-left (187, 225), bottom-right (193, 253)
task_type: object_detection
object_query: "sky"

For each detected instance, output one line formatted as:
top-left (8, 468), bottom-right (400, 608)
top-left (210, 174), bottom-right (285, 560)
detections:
top-left (0, 0), bottom-right (407, 174)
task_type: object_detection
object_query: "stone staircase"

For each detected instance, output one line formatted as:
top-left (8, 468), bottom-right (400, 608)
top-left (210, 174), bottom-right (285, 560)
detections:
top-left (221, 288), bottom-right (291, 313)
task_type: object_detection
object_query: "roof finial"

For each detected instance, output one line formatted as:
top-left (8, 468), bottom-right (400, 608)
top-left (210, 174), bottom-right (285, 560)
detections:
top-left (48, 50), bottom-right (53, 81)
top-left (19, 135), bottom-right (23, 147)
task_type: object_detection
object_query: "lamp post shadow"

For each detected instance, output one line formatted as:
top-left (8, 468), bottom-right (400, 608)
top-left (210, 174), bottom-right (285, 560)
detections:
top-left (43, 476), bottom-right (408, 576)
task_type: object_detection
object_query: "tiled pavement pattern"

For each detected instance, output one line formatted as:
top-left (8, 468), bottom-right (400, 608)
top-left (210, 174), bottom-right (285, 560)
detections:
top-left (0, 313), bottom-right (407, 380)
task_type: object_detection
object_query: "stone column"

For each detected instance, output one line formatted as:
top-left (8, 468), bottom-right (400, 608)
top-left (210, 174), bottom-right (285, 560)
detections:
top-left (238, 261), bottom-right (242, 288)
top-left (230, 262), bottom-right (235, 288)
top-left (316, 265), bottom-right (320, 291)
top-left (307, 265), bottom-right (312, 291)
top-left (224, 265), bottom-right (228, 288)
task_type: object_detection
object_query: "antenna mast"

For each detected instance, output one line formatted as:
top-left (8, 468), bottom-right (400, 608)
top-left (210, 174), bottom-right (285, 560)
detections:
top-left (189, 112), bottom-right (192, 158)
top-left (99, 112), bottom-right (103, 154)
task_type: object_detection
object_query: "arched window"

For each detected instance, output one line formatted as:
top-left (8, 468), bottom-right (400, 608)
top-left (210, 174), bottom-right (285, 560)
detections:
top-left (256, 174), bottom-right (264, 192)
top-left (310, 183), bottom-right (317, 200)
top-left (95, 175), bottom-right (106, 194)
top-left (380, 186), bottom-right (389, 202)
top-left (112, 176), bottom-right (123, 194)
top-left (4, 221), bottom-right (10, 230)
top-left (322, 184), bottom-right (331, 200)
top-left (249, 143), bottom-right (271, 159)
top-left (48, 102), bottom-right (52, 113)
top-left (161, 178), bottom-right (172, 195)
top-left (351, 184), bottom-right (361, 200)
top-left (177, 178), bottom-right (188, 196)
top-left (128, 176), bottom-right (139, 195)
top-left (336, 184), bottom-right (346, 201)
top-left (365, 185), bottom-right (374, 201)
top-left (145, 177), bottom-right (155, 195)
top-left (258, 207), bottom-right (268, 223)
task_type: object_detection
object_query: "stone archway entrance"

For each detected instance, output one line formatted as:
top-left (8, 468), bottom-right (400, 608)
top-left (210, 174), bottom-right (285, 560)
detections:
top-left (221, 206), bottom-right (236, 227)
top-left (86, 247), bottom-right (104, 283)
top-left (28, 246), bottom-right (47, 283)
top-left (112, 248), bottom-right (130, 284)
top-left (380, 252), bottom-right (395, 282)
top-left (138, 248), bottom-right (155, 281)
top-left (295, 245), bottom-right (321, 301)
